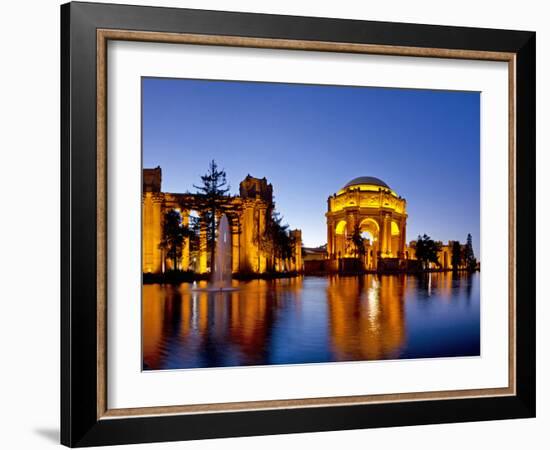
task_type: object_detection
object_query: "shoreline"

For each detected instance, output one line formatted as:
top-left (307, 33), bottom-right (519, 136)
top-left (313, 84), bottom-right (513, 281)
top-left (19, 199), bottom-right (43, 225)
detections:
top-left (143, 268), bottom-right (479, 284)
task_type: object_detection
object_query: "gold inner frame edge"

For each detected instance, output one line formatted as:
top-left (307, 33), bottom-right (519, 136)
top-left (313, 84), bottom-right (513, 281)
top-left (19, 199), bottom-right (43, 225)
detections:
top-left (96, 29), bottom-right (517, 420)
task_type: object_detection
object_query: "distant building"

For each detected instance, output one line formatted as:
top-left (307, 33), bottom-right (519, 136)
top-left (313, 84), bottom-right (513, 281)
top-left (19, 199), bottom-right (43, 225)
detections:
top-left (142, 167), bottom-right (302, 275)
top-left (302, 245), bottom-right (328, 273)
top-left (406, 240), bottom-right (469, 270)
top-left (303, 246), bottom-right (328, 261)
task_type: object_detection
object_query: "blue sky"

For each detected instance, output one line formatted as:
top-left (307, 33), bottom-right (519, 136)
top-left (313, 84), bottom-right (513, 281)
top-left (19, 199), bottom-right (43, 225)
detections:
top-left (142, 78), bottom-right (480, 257)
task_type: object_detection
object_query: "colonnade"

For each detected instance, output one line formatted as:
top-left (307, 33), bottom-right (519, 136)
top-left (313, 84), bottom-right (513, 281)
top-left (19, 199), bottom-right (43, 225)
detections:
top-left (142, 192), bottom-right (302, 275)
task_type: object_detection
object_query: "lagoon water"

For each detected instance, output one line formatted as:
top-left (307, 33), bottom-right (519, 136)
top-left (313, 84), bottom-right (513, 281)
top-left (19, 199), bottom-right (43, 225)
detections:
top-left (142, 272), bottom-right (480, 370)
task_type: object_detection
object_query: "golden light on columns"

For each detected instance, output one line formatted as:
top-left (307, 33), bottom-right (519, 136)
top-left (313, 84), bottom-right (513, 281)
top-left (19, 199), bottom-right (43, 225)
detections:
top-left (326, 176), bottom-right (407, 266)
top-left (141, 167), bottom-right (302, 275)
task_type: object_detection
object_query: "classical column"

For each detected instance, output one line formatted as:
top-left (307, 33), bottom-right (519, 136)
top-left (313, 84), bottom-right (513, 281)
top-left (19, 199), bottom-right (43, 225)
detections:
top-left (381, 213), bottom-right (390, 257)
top-left (327, 219), bottom-right (333, 259)
top-left (372, 237), bottom-right (379, 269)
top-left (239, 208), bottom-right (247, 272)
top-left (152, 195), bottom-right (163, 273)
top-left (198, 216), bottom-right (208, 274)
top-left (292, 229), bottom-right (302, 272)
top-left (181, 210), bottom-right (190, 271)
top-left (239, 201), bottom-right (255, 273)
top-left (231, 217), bottom-right (240, 273)
top-left (258, 206), bottom-right (267, 273)
top-left (344, 213), bottom-right (354, 257)
top-left (398, 219), bottom-right (407, 258)
top-left (142, 194), bottom-right (153, 273)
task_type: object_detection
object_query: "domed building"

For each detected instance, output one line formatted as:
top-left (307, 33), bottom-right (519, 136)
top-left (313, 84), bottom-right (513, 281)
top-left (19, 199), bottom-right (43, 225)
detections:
top-left (326, 176), bottom-right (407, 270)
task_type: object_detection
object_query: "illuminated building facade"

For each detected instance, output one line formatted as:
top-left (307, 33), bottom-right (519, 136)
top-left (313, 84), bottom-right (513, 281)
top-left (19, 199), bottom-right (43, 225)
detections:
top-left (405, 240), bottom-right (469, 270)
top-left (142, 167), bottom-right (302, 275)
top-left (326, 177), bottom-right (408, 270)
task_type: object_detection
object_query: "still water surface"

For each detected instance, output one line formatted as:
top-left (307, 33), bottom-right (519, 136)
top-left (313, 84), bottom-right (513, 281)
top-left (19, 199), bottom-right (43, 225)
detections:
top-left (143, 272), bottom-right (480, 370)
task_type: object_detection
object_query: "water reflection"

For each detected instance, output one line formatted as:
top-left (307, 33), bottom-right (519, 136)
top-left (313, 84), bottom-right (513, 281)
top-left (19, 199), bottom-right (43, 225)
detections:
top-left (327, 275), bottom-right (406, 361)
top-left (143, 272), bottom-right (480, 370)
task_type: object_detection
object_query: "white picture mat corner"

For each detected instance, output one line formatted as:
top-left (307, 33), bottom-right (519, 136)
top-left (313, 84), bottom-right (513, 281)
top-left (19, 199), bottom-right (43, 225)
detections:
top-left (107, 40), bottom-right (509, 409)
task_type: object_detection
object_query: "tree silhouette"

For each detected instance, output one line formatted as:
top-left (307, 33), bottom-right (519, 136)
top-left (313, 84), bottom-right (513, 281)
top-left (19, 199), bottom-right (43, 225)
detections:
top-left (351, 224), bottom-right (366, 259)
top-left (462, 233), bottom-right (477, 272)
top-left (194, 160), bottom-right (231, 266)
top-left (451, 240), bottom-right (463, 270)
top-left (268, 211), bottom-right (294, 270)
top-left (258, 209), bottom-right (295, 271)
top-left (187, 214), bottom-right (201, 264)
top-left (160, 209), bottom-right (192, 271)
top-left (414, 234), bottom-right (441, 269)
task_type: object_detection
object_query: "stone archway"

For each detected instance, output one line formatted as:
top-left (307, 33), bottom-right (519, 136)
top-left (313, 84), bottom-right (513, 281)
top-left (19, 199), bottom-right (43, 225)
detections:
top-left (334, 220), bottom-right (347, 259)
top-left (359, 218), bottom-right (380, 270)
top-left (359, 217), bottom-right (380, 240)
top-left (142, 167), bottom-right (303, 276)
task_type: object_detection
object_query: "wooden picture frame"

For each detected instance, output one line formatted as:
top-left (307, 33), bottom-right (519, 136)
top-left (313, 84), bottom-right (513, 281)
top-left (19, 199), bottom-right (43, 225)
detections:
top-left (61, 1), bottom-right (535, 446)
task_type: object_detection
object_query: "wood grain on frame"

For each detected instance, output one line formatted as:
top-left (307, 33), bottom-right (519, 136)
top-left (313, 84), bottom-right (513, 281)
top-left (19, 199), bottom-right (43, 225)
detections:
top-left (97, 29), bottom-right (108, 419)
top-left (96, 29), bottom-right (516, 420)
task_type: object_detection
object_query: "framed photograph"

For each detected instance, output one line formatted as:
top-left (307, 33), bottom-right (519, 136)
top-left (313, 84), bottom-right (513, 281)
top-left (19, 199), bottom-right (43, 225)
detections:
top-left (61, 2), bottom-right (536, 447)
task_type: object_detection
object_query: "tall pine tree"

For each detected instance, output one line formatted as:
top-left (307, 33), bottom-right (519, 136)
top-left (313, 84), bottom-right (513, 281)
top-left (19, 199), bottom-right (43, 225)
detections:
top-left (194, 160), bottom-right (231, 267)
top-left (462, 233), bottom-right (477, 272)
